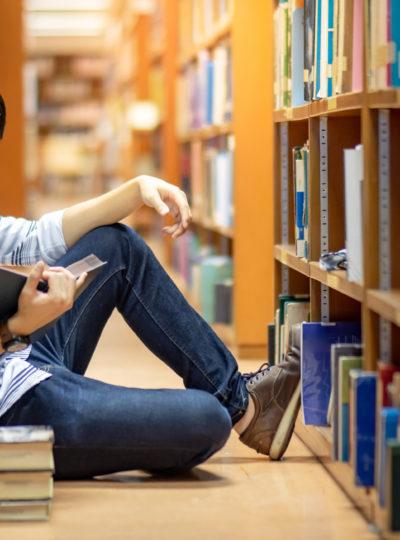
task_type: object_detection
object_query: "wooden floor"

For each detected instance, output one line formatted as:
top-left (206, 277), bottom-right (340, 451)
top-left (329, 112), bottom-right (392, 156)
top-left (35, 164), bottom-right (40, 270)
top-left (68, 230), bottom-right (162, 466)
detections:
top-left (0, 308), bottom-right (378, 540)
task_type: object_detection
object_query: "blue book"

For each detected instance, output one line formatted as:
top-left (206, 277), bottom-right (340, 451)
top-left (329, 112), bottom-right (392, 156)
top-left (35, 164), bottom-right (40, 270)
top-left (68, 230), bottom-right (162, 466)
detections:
top-left (378, 408), bottom-right (400, 506)
top-left (291, 5), bottom-right (306, 106)
top-left (206, 59), bottom-right (214, 125)
top-left (391, 0), bottom-right (400, 88)
top-left (353, 372), bottom-right (377, 487)
top-left (314, 0), bottom-right (322, 99)
top-left (327, 0), bottom-right (334, 96)
top-left (301, 322), bottom-right (361, 426)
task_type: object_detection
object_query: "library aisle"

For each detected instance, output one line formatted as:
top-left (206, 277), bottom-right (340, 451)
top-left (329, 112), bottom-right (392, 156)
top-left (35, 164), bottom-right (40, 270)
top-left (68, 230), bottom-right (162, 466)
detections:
top-left (1, 305), bottom-right (376, 540)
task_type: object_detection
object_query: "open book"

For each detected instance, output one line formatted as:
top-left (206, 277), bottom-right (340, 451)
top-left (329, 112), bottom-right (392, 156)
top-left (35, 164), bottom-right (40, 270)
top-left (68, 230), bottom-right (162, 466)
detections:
top-left (0, 254), bottom-right (106, 340)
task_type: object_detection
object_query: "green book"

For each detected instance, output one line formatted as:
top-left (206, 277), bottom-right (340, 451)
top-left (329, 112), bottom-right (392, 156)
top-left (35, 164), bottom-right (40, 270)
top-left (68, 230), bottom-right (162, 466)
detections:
top-left (338, 356), bottom-right (363, 461)
top-left (387, 440), bottom-right (400, 532)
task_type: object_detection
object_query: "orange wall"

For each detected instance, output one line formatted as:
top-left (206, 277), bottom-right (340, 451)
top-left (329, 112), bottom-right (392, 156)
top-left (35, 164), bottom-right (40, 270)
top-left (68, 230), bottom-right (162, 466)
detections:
top-left (0, 0), bottom-right (25, 217)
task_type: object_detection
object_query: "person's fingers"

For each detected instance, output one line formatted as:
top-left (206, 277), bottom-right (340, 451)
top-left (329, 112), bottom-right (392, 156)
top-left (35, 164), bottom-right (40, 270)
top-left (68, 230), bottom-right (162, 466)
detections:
top-left (143, 186), bottom-right (170, 216)
top-left (24, 261), bottom-right (45, 294)
top-left (75, 272), bottom-right (87, 289)
top-left (162, 223), bottom-right (180, 236)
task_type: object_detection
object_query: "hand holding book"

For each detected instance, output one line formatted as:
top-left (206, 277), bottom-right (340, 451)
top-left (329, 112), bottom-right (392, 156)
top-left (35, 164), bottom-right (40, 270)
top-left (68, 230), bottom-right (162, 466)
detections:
top-left (0, 254), bottom-right (106, 341)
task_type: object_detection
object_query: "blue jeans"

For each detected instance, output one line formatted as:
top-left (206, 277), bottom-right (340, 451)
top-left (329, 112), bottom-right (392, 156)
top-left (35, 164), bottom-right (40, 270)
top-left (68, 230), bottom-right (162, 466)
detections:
top-left (0, 225), bottom-right (249, 479)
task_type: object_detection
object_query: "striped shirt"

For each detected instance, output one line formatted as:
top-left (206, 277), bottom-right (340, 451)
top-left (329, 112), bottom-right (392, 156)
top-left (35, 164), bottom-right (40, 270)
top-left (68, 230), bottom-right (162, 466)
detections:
top-left (0, 211), bottom-right (68, 417)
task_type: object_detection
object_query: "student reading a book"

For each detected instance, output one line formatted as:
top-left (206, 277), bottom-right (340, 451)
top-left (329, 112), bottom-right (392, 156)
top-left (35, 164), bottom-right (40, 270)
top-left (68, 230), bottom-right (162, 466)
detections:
top-left (0, 95), bottom-right (301, 478)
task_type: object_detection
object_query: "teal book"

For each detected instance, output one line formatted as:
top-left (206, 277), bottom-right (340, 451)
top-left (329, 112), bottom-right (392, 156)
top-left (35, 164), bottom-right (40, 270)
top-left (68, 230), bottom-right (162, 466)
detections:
top-left (200, 256), bottom-right (232, 323)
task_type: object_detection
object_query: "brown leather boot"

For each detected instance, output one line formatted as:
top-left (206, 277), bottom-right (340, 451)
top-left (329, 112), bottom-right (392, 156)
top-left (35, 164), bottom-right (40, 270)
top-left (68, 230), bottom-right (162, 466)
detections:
top-left (240, 323), bottom-right (301, 460)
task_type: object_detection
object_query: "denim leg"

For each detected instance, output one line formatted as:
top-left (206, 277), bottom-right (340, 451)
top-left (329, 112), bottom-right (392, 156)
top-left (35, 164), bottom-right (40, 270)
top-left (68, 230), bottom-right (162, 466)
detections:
top-left (0, 366), bottom-right (232, 479)
top-left (30, 224), bottom-right (248, 423)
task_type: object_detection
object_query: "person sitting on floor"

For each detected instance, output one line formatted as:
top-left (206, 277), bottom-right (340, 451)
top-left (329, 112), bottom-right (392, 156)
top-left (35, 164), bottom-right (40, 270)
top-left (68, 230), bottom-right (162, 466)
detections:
top-left (0, 95), bottom-right (301, 478)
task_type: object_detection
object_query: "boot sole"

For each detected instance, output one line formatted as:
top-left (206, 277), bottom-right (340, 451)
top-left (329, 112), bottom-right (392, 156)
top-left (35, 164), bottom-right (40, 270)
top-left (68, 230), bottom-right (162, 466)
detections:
top-left (269, 382), bottom-right (301, 461)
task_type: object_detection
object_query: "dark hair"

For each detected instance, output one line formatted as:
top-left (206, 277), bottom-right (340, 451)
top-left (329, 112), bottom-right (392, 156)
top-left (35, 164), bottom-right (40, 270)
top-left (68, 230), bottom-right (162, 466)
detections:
top-left (0, 95), bottom-right (6, 139)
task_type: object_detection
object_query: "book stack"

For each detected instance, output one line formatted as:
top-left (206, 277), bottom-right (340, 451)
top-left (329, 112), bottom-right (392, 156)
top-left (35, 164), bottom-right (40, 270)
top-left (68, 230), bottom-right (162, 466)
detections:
top-left (368, 1), bottom-right (400, 90)
top-left (274, 0), bottom-right (364, 108)
top-left (0, 426), bottom-right (54, 521)
top-left (292, 143), bottom-right (310, 258)
top-left (177, 41), bottom-right (232, 135)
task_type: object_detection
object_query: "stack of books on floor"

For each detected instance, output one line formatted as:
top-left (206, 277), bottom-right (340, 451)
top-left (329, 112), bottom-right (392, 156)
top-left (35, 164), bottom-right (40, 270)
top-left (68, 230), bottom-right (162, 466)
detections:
top-left (274, 0), bottom-right (364, 108)
top-left (270, 303), bottom-right (400, 531)
top-left (172, 232), bottom-right (233, 325)
top-left (0, 426), bottom-right (54, 521)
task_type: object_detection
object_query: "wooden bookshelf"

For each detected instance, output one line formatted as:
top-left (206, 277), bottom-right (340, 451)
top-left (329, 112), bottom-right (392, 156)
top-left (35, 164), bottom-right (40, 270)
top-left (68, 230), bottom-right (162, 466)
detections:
top-left (179, 123), bottom-right (233, 143)
top-left (272, 2), bottom-right (400, 537)
top-left (158, 1), bottom-right (274, 358)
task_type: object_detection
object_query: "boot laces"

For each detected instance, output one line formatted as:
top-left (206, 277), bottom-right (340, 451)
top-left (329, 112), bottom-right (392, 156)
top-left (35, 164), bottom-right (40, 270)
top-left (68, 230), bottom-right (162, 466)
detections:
top-left (243, 362), bottom-right (270, 388)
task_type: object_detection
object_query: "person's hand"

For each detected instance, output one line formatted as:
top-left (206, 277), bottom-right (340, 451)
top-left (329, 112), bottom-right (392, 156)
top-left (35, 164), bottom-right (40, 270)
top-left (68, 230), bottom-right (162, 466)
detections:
top-left (136, 175), bottom-right (192, 239)
top-left (8, 261), bottom-right (87, 336)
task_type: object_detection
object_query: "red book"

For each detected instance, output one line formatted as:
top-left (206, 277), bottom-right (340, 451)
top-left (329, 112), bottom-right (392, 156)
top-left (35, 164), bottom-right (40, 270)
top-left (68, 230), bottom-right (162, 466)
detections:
top-left (378, 362), bottom-right (400, 406)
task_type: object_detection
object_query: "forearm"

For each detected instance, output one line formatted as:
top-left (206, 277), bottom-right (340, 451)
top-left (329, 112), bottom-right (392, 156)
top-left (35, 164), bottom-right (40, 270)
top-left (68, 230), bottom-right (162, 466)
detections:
top-left (62, 178), bottom-right (142, 247)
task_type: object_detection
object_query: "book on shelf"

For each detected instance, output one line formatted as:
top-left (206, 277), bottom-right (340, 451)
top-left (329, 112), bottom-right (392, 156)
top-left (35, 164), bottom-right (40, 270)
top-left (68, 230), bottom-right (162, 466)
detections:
top-left (368, 0), bottom-right (400, 90)
top-left (377, 408), bottom-right (400, 507)
top-left (378, 362), bottom-right (400, 408)
top-left (386, 440), bottom-right (400, 532)
top-left (267, 323), bottom-right (276, 366)
top-left (177, 41), bottom-right (232, 135)
top-left (189, 136), bottom-right (234, 229)
top-left (350, 371), bottom-right (377, 487)
top-left (214, 279), bottom-right (233, 324)
top-left (338, 356), bottom-right (363, 462)
top-left (274, 0), bottom-right (364, 107)
top-left (292, 143), bottom-right (309, 259)
top-left (344, 144), bottom-right (363, 284)
top-left (330, 343), bottom-right (362, 460)
top-left (274, 294), bottom-right (309, 366)
top-left (300, 322), bottom-right (361, 426)
top-left (200, 255), bottom-right (233, 323)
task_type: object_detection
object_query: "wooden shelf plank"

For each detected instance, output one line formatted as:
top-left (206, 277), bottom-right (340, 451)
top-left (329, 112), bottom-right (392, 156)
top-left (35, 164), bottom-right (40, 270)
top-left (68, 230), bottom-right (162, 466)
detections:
top-left (274, 244), bottom-right (310, 276)
top-left (295, 418), bottom-right (374, 522)
top-left (366, 289), bottom-right (400, 326)
top-left (273, 104), bottom-right (310, 123)
top-left (179, 123), bottom-right (233, 142)
top-left (309, 92), bottom-right (363, 117)
top-left (192, 217), bottom-right (234, 239)
top-left (309, 262), bottom-right (364, 301)
top-left (179, 17), bottom-right (232, 68)
top-left (368, 89), bottom-right (400, 109)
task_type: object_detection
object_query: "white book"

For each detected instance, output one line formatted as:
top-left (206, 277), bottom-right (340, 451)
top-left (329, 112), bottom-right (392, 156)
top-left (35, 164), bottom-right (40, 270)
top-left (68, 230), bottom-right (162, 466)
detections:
top-left (318, 0), bottom-right (329, 98)
top-left (283, 302), bottom-right (310, 357)
top-left (344, 144), bottom-right (364, 284)
top-left (212, 46), bottom-right (228, 126)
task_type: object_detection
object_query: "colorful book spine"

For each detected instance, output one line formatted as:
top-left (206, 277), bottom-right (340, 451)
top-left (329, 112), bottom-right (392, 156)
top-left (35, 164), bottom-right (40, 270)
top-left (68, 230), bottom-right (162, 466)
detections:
top-left (377, 408), bottom-right (400, 507)
top-left (353, 372), bottom-right (377, 487)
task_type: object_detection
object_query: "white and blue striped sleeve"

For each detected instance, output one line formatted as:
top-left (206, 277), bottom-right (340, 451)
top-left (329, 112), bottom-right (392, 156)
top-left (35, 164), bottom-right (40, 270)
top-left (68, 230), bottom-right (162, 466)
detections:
top-left (0, 210), bottom-right (68, 266)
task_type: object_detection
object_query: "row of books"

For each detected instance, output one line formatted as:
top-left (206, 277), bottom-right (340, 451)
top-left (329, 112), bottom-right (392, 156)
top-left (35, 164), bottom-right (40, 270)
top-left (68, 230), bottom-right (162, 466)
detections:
top-left (271, 294), bottom-right (400, 530)
top-left (172, 232), bottom-right (233, 324)
top-left (291, 139), bottom-right (363, 284)
top-left (0, 426), bottom-right (54, 521)
top-left (181, 137), bottom-right (234, 229)
top-left (179, 0), bottom-right (233, 52)
top-left (368, 0), bottom-right (400, 90)
top-left (274, 0), bottom-right (363, 108)
top-left (177, 42), bottom-right (233, 134)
